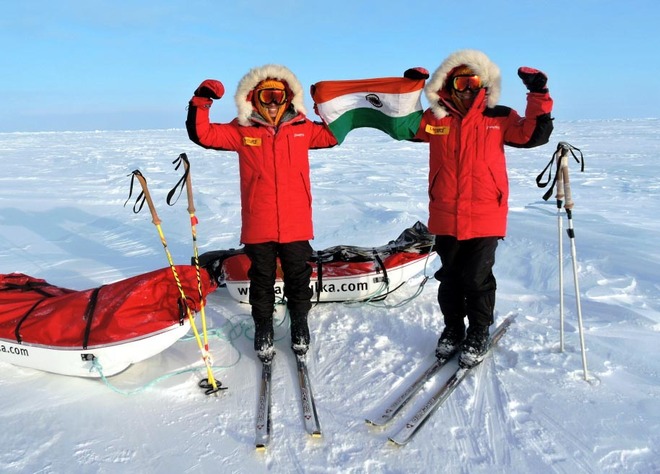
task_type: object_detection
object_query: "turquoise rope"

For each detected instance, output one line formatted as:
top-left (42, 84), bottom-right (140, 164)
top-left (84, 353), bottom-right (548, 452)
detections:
top-left (90, 359), bottom-right (239, 396)
top-left (90, 314), bottom-right (250, 396)
top-left (90, 253), bottom-right (436, 394)
top-left (342, 252), bottom-right (435, 309)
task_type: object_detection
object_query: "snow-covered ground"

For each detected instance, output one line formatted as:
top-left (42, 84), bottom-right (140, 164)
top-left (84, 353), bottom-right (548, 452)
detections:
top-left (0, 119), bottom-right (658, 473)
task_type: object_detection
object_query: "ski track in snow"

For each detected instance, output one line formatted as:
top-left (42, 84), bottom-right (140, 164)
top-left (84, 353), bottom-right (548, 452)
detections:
top-left (1, 120), bottom-right (659, 473)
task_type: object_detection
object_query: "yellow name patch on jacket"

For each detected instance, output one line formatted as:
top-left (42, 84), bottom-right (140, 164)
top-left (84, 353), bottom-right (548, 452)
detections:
top-left (425, 125), bottom-right (450, 135)
top-left (243, 137), bottom-right (262, 147)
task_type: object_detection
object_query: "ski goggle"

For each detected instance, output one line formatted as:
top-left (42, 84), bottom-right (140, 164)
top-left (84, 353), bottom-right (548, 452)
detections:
top-left (452, 75), bottom-right (482, 92)
top-left (257, 88), bottom-right (288, 106)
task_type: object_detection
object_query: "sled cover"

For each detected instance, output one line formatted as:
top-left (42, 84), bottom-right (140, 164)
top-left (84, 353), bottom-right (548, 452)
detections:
top-left (0, 266), bottom-right (216, 348)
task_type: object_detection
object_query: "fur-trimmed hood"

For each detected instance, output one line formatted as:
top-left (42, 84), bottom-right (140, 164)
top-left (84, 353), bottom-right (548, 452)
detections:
top-left (425, 49), bottom-right (501, 119)
top-left (235, 64), bottom-right (306, 126)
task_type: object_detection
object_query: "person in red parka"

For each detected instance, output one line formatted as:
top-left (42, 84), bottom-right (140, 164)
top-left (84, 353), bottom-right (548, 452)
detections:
top-left (186, 64), bottom-right (338, 362)
top-left (415, 49), bottom-right (554, 368)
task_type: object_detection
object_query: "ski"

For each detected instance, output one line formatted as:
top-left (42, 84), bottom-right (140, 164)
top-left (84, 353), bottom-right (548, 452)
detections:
top-left (365, 354), bottom-right (455, 427)
top-left (388, 314), bottom-right (517, 446)
top-left (295, 352), bottom-right (322, 437)
top-left (255, 360), bottom-right (272, 450)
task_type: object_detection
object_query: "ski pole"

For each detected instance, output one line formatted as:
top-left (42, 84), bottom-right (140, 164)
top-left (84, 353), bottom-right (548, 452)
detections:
top-left (538, 142), bottom-right (588, 381)
top-left (167, 154), bottom-right (220, 393)
top-left (126, 170), bottom-right (223, 394)
top-left (557, 144), bottom-right (589, 381)
top-left (555, 148), bottom-right (566, 352)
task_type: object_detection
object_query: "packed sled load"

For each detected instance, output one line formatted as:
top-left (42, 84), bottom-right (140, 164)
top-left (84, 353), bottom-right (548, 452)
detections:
top-left (0, 265), bottom-right (216, 378)
top-left (200, 221), bottom-right (437, 304)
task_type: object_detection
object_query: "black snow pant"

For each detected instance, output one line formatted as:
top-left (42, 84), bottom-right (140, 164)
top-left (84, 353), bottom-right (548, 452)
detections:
top-left (433, 235), bottom-right (499, 329)
top-left (243, 241), bottom-right (313, 322)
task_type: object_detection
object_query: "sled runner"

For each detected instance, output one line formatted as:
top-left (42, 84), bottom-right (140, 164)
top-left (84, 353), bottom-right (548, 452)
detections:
top-left (199, 221), bottom-right (436, 304)
top-left (0, 265), bottom-right (216, 378)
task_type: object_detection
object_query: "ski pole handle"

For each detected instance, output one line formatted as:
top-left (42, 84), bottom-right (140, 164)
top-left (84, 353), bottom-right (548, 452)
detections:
top-left (555, 143), bottom-right (576, 210)
top-left (168, 153), bottom-right (197, 215)
top-left (555, 157), bottom-right (565, 207)
top-left (557, 141), bottom-right (581, 210)
top-left (557, 144), bottom-right (574, 210)
top-left (562, 165), bottom-right (574, 210)
top-left (133, 172), bottom-right (162, 225)
top-left (179, 154), bottom-right (196, 214)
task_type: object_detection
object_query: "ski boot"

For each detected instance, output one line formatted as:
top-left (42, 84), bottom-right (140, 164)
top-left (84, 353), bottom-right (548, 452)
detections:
top-left (458, 324), bottom-right (491, 368)
top-left (290, 312), bottom-right (310, 356)
top-left (435, 323), bottom-right (465, 359)
top-left (253, 316), bottom-right (274, 363)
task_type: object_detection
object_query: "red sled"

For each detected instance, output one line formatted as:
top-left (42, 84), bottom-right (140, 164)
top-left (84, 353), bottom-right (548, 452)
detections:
top-left (0, 265), bottom-right (216, 378)
top-left (199, 221), bottom-right (437, 304)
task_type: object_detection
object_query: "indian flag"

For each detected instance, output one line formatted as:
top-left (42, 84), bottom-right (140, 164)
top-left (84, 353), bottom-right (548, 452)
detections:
top-left (311, 72), bottom-right (426, 144)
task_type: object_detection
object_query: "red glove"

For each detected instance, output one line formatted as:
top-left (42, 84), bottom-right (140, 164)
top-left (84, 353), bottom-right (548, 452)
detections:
top-left (194, 79), bottom-right (225, 100)
top-left (404, 67), bottom-right (430, 80)
top-left (517, 67), bottom-right (548, 93)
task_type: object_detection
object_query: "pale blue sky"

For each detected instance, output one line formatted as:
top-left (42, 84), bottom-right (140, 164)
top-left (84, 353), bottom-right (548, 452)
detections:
top-left (2, 1), bottom-right (658, 132)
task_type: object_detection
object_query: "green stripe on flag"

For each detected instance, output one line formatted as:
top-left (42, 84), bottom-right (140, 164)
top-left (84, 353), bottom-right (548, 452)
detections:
top-left (329, 108), bottom-right (422, 144)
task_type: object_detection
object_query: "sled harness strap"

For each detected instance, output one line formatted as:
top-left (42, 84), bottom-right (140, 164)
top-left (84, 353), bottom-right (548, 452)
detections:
top-left (373, 252), bottom-right (389, 287)
top-left (13, 299), bottom-right (48, 344)
top-left (314, 252), bottom-right (323, 306)
top-left (82, 286), bottom-right (103, 349)
top-left (9, 279), bottom-right (74, 344)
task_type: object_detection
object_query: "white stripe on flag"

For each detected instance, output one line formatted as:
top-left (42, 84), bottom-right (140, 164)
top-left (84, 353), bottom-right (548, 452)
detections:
top-left (318, 90), bottom-right (422, 124)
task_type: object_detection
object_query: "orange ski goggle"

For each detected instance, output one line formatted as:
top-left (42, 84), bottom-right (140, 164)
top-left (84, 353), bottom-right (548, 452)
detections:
top-left (257, 88), bottom-right (288, 105)
top-left (452, 75), bottom-right (482, 92)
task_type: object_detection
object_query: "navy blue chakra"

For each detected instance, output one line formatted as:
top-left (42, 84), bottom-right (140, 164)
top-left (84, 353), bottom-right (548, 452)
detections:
top-left (365, 94), bottom-right (383, 108)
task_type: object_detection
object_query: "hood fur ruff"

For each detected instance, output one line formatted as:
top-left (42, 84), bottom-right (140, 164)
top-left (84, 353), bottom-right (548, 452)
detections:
top-left (235, 64), bottom-right (306, 126)
top-left (425, 49), bottom-right (501, 119)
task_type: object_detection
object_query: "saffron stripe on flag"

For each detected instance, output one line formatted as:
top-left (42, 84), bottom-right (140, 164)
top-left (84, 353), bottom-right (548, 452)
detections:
top-left (311, 76), bottom-right (425, 103)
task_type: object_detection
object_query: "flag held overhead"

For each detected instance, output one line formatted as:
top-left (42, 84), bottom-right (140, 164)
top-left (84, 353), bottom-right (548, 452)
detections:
top-left (311, 68), bottom-right (427, 144)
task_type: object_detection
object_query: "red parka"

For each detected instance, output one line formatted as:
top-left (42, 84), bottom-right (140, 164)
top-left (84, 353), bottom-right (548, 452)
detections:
top-left (415, 50), bottom-right (554, 240)
top-left (187, 65), bottom-right (337, 244)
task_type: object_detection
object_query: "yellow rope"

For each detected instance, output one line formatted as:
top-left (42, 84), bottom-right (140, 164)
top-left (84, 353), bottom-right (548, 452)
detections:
top-left (178, 154), bottom-right (217, 391)
top-left (130, 170), bottom-right (219, 393)
top-left (187, 211), bottom-right (217, 390)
